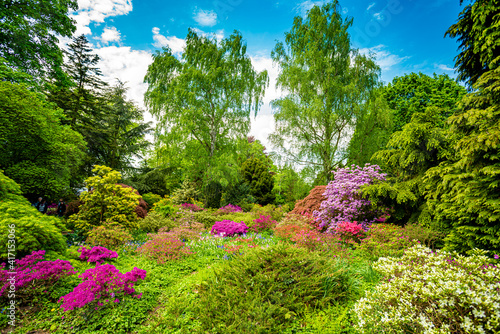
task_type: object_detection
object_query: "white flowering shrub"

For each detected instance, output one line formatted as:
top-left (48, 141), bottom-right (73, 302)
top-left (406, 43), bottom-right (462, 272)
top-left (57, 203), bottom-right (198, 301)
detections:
top-left (354, 244), bottom-right (500, 334)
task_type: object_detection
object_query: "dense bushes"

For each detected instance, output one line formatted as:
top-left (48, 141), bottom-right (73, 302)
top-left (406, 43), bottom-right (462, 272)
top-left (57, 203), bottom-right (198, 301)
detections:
top-left (355, 245), bottom-right (500, 333)
top-left (290, 185), bottom-right (326, 215)
top-left (195, 243), bottom-right (358, 333)
top-left (86, 224), bottom-right (133, 250)
top-left (68, 166), bottom-right (139, 232)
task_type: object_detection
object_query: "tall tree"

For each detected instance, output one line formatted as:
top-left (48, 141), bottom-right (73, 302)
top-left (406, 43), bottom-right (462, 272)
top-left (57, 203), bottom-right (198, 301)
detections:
top-left (101, 81), bottom-right (152, 171)
top-left (0, 0), bottom-right (77, 79)
top-left (383, 72), bottom-right (466, 132)
top-left (269, 1), bottom-right (380, 183)
top-left (0, 80), bottom-right (85, 200)
top-left (445, 0), bottom-right (500, 88)
top-left (144, 29), bottom-right (268, 188)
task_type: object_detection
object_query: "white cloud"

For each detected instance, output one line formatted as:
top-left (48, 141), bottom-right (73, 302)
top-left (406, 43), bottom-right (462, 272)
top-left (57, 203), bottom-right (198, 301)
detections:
top-left (250, 55), bottom-right (281, 105)
top-left (193, 9), bottom-right (218, 27)
top-left (94, 46), bottom-right (152, 113)
top-left (99, 26), bottom-right (121, 44)
top-left (437, 64), bottom-right (454, 71)
top-left (71, 0), bottom-right (133, 36)
top-left (367, 2), bottom-right (376, 11)
top-left (342, 7), bottom-right (348, 14)
top-left (373, 12), bottom-right (384, 20)
top-left (191, 27), bottom-right (225, 42)
top-left (249, 113), bottom-right (275, 153)
top-left (295, 0), bottom-right (327, 17)
top-left (152, 27), bottom-right (186, 55)
top-left (359, 44), bottom-right (409, 71)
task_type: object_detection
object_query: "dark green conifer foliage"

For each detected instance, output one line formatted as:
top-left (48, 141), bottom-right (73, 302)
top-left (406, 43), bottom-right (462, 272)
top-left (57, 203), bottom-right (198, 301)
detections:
top-left (241, 157), bottom-right (275, 205)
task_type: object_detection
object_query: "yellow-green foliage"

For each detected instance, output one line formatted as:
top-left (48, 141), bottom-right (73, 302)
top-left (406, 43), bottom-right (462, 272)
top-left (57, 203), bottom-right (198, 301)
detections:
top-left (191, 209), bottom-right (219, 229)
top-left (138, 211), bottom-right (181, 232)
top-left (0, 169), bottom-right (27, 204)
top-left (250, 204), bottom-right (286, 222)
top-left (0, 202), bottom-right (66, 259)
top-left (67, 165), bottom-right (139, 232)
top-left (219, 212), bottom-right (256, 228)
top-left (86, 223), bottom-right (133, 250)
top-left (141, 192), bottom-right (162, 209)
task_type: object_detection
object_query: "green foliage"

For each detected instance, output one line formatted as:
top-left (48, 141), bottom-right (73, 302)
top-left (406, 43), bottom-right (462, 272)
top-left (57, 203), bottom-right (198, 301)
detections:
top-left (0, 80), bottom-right (86, 200)
top-left (241, 156), bottom-right (275, 205)
top-left (425, 66), bottom-right (500, 253)
top-left (250, 204), bottom-right (286, 222)
top-left (170, 180), bottom-right (200, 205)
top-left (0, 201), bottom-right (66, 259)
top-left (67, 165), bottom-right (139, 232)
top-left (203, 180), bottom-right (223, 209)
top-left (346, 89), bottom-right (393, 166)
top-left (383, 72), bottom-right (466, 132)
top-left (445, 0), bottom-right (500, 88)
top-left (221, 181), bottom-right (255, 209)
top-left (144, 29), bottom-right (268, 193)
top-left (138, 211), bottom-right (180, 233)
top-left (272, 165), bottom-right (312, 207)
top-left (86, 223), bottom-right (133, 250)
top-left (191, 209), bottom-right (219, 229)
top-left (0, 169), bottom-right (26, 204)
top-left (195, 243), bottom-right (358, 333)
top-left (0, 0), bottom-right (77, 79)
top-left (141, 193), bottom-right (162, 209)
top-left (270, 1), bottom-right (380, 183)
top-left (363, 107), bottom-right (457, 225)
top-left (151, 197), bottom-right (177, 217)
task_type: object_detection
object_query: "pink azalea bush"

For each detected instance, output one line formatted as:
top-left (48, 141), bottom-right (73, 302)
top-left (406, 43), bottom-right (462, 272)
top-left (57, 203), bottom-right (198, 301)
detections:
top-left (314, 164), bottom-right (386, 232)
top-left (0, 250), bottom-right (76, 303)
top-left (180, 203), bottom-right (203, 212)
top-left (211, 220), bottom-right (249, 237)
top-left (79, 246), bottom-right (118, 264)
top-left (59, 264), bottom-right (146, 311)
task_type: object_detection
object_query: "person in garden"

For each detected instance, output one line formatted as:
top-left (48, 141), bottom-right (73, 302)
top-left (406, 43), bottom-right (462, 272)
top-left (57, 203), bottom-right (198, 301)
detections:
top-left (33, 197), bottom-right (42, 210)
top-left (38, 199), bottom-right (48, 214)
top-left (57, 198), bottom-right (66, 217)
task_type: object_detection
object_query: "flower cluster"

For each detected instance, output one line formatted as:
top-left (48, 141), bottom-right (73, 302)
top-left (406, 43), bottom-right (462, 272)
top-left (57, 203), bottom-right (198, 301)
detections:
top-left (354, 245), bottom-right (500, 333)
top-left (137, 234), bottom-right (194, 264)
top-left (313, 164), bottom-right (386, 232)
top-left (218, 204), bottom-right (243, 213)
top-left (335, 221), bottom-right (365, 244)
top-left (79, 246), bottom-right (118, 264)
top-left (158, 222), bottom-right (205, 242)
top-left (0, 251), bottom-right (76, 302)
top-left (180, 203), bottom-right (203, 212)
top-left (59, 264), bottom-right (146, 311)
top-left (211, 220), bottom-right (248, 237)
top-left (251, 214), bottom-right (277, 233)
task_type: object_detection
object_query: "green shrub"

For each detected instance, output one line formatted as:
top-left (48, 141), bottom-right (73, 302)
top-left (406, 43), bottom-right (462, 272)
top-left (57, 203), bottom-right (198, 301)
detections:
top-left (191, 209), bottom-right (219, 229)
top-left (403, 222), bottom-right (445, 249)
top-left (250, 203), bottom-right (286, 222)
top-left (171, 180), bottom-right (200, 205)
top-left (150, 197), bottom-right (177, 217)
top-left (195, 243), bottom-right (359, 333)
top-left (217, 212), bottom-right (256, 229)
top-left (354, 245), bottom-right (500, 333)
top-left (141, 192), bottom-right (162, 209)
top-left (137, 211), bottom-right (178, 232)
top-left (356, 223), bottom-right (419, 261)
top-left (86, 223), bottom-right (133, 250)
top-left (0, 169), bottom-right (27, 204)
top-left (0, 202), bottom-right (66, 259)
top-left (67, 165), bottom-right (140, 232)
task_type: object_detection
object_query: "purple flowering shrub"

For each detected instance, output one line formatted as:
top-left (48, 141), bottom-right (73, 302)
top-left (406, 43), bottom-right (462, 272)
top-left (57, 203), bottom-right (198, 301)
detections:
top-left (211, 220), bottom-right (249, 237)
top-left (79, 246), bottom-right (118, 264)
top-left (314, 164), bottom-right (386, 232)
top-left (59, 264), bottom-right (146, 311)
top-left (0, 250), bottom-right (76, 304)
top-left (217, 204), bottom-right (243, 214)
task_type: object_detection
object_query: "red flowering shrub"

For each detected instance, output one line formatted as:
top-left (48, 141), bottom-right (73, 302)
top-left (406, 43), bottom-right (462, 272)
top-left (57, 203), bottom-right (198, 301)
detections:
top-left (158, 222), bottom-right (205, 241)
top-left (290, 185), bottom-right (326, 215)
top-left (334, 221), bottom-right (366, 244)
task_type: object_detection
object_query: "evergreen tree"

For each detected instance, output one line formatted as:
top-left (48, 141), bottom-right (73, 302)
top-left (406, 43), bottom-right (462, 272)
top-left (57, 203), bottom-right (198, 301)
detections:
top-left (241, 157), bottom-right (275, 205)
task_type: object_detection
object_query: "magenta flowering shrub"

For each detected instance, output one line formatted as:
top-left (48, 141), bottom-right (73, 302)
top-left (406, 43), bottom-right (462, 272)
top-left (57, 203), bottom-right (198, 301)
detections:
top-left (59, 264), bottom-right (146, 311)
top-left (211, 220), bottom-right (249, 237)
top-left (314, 164), bottom-right (386, 232)
top-left (0, 250), bottom-right (76, 303)
top-left (334, 221), bottom-right (365, 244)
top-left (251, 215), bottom-right (277, 233)
top-left (180, 203), bottom-right (203, 212)
top-left (218, 204), bottom-right (243, 214)
top-left (79, 246), bottom-right (118, 264)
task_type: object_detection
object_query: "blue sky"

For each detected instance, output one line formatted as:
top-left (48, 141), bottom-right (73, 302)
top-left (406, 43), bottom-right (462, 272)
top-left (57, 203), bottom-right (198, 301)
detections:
top-left (66, 0), bottom-right (465, 149)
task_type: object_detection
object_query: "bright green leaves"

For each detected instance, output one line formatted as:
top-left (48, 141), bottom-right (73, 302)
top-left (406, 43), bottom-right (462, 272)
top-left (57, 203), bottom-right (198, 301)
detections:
top-left (270, 1), bottom-right (380, 183)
